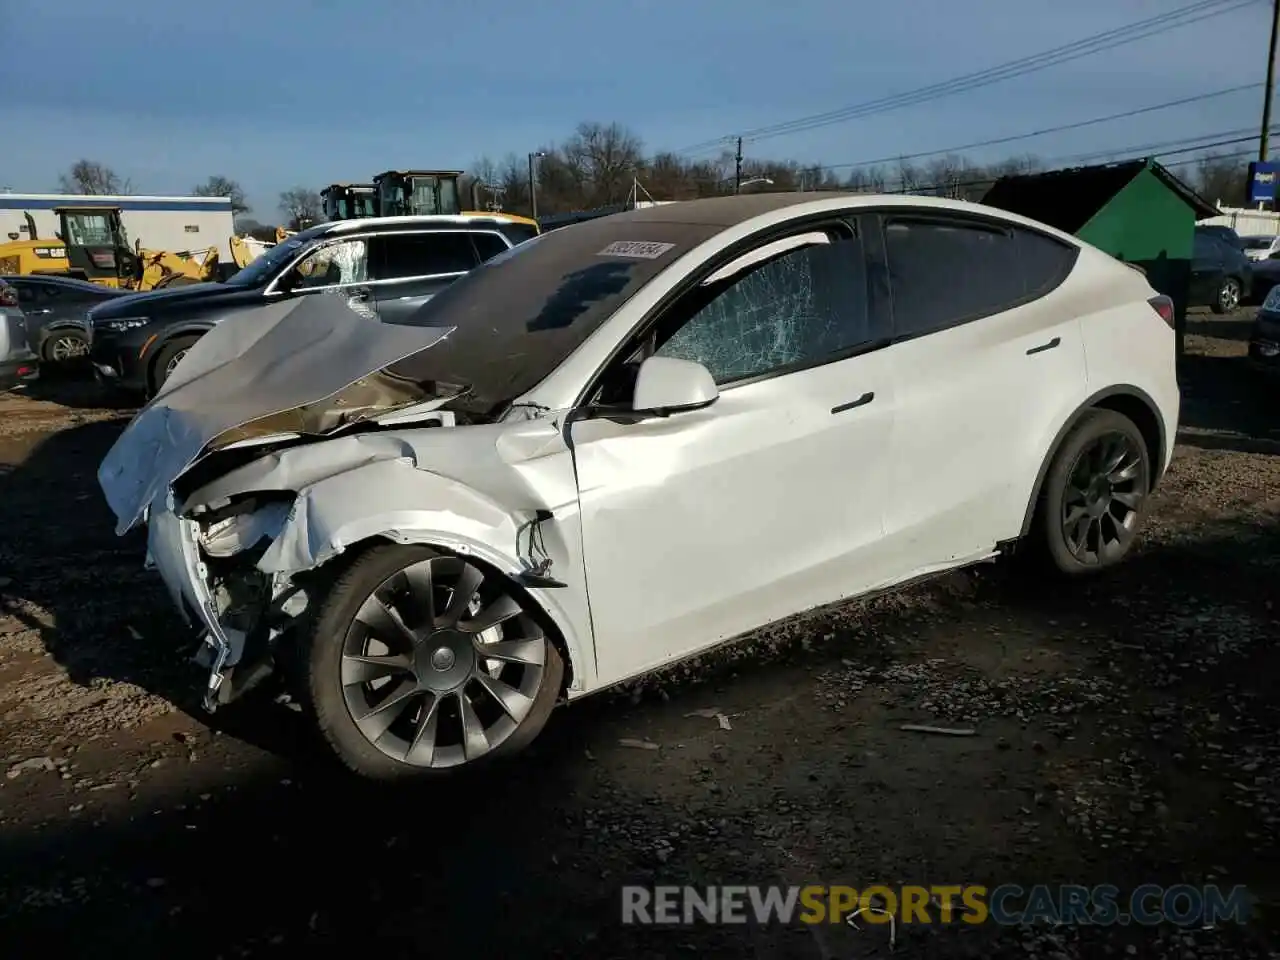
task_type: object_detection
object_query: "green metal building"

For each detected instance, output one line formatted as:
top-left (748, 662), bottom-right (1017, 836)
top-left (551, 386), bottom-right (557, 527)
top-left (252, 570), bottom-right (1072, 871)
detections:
top-left (982, 158), bottom-right (1219, 354)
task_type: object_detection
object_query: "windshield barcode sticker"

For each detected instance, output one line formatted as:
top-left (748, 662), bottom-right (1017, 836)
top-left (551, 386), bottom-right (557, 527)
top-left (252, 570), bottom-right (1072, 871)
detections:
top-left (597, 241), bottom-right (675, 259)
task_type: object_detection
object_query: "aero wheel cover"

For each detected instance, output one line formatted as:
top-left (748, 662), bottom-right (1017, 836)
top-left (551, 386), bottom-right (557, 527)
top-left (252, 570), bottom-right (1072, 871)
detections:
top-left (1060, 430), bottom-right (1147, 566)
top-left (339, 556), bottom-right (547, 769)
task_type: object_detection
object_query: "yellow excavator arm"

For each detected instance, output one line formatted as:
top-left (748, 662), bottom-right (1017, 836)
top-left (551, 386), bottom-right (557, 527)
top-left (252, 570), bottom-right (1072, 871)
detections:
top-left (136, 246), bottom-right (219, 289)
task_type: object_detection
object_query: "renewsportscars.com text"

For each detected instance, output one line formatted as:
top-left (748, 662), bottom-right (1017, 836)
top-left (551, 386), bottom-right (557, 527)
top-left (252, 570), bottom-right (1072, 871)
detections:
top-left (621, 883), bottom-right (1253, 927)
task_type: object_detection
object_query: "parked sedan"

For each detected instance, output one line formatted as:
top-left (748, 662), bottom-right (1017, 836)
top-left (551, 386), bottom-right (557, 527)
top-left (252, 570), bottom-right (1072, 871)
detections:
top-left (1191, 227), bottom-right (1253, 313)
top-left (0, 279), bottom-right (40, 389)
top-left (98, 193), bottom-right (1179, 781)
top-left (1, 274), bottom-right (126, 367)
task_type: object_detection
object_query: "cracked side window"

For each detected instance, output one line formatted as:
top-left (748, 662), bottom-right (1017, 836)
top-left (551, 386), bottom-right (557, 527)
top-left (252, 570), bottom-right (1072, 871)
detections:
top-left (655, 235), bottom-right (876, 385)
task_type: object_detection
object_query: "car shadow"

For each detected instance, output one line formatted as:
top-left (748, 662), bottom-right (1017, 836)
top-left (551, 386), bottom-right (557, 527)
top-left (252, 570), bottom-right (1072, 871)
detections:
top-left (16, 375), bottom-right (139, 412)
top-left (1176, 351), bottom-right (1280, 454)
top-left (1184, 317), bottom-right (1256, 342)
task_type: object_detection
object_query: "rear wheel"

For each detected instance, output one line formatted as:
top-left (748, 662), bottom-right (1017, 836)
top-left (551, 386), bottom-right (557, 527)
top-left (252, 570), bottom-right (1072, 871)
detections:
top-left (150, 334), bottom-right (200, 394)
top-left (1030, 409), bottom-right (1151, 576)
top-left (42, 329), bottom-right (89, 364)
top-left (302, 544), bottom-right (564, 781)
top-left (1212, 276), bottom-right (1241, 314)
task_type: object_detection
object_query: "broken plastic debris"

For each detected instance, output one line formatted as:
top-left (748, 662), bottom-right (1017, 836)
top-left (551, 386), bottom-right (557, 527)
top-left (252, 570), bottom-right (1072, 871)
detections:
top-left (900, 724), bottom-right (976, 737)
top-left (618, 738), bottom-right (660, 751)
top-left (686, 707), bottom-right (733, 730)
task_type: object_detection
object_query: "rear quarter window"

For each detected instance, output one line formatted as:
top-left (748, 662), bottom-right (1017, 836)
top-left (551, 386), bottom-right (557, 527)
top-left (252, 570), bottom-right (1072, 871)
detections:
top-left (1016, 228), bottom-right (1078, 297)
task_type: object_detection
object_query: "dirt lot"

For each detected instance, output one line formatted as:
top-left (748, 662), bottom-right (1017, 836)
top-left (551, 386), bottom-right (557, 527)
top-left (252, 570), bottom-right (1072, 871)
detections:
top-left (0, 312), bottom-right (1278, 958)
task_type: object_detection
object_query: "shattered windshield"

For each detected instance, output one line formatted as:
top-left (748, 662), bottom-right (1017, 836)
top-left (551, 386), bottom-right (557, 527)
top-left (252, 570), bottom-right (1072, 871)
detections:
top-left (386, 217), bottom-right (723, 415)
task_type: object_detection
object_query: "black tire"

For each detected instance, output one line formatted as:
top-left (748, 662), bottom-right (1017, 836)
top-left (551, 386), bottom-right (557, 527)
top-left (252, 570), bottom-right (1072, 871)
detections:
top-left (1212, 276), bottom-right (1241, 314)
top-left (150, 335), bottom-right (200, 395)
top-left (301, 543), bottom-right (564, 781)
top-left (1029, 408), bottom-right (1151, 577)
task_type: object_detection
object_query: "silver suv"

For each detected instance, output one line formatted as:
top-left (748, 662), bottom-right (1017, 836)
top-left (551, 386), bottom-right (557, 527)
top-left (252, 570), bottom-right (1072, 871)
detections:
top-left (0, 279), bottom-right (38, 390)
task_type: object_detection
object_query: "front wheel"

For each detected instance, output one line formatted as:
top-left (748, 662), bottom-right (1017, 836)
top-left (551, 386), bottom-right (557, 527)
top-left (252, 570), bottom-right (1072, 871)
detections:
top-left (1212, 276), bottom-right (1241, 314)
top-left (301, 544), bottom-right (564, 781)
top-left (1030, 408), bottom-right (1151, 576)
top-left (150, 334), bottom-right (200, 395)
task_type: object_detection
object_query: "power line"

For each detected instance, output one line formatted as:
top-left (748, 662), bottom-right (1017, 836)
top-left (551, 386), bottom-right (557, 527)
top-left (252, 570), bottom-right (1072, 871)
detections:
top-left (872, 130), bottom-right (1278, 196)
top-left (808, 83), bottom-right (1261, 174)
top-left (688, 0), bottom-right (1253, 152)
top-left (677, 0), bottom-right (1257, 156)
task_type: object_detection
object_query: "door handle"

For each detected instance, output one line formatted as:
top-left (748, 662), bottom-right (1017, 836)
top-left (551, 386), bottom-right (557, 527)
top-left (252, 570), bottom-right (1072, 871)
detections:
top-left (1026, 336), bottom-right (1060, 355)
top-left (28, 308), bottom-right (52, 315)
top-left (831, 391), bottom-right (875, 414)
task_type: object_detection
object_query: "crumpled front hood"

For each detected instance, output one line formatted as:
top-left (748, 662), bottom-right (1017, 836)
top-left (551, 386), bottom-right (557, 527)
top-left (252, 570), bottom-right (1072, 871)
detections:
top-left (97, 292), bottom-right (453, 535)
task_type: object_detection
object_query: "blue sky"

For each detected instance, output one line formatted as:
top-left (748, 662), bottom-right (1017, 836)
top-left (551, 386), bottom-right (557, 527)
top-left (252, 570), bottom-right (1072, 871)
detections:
top-left (0, 0), bottom-right (1270, 221)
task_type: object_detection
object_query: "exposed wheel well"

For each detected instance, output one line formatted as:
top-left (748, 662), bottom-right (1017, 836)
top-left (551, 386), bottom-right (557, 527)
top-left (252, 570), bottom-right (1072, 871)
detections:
top-left (1018, 387), bottom-right (1166, 538)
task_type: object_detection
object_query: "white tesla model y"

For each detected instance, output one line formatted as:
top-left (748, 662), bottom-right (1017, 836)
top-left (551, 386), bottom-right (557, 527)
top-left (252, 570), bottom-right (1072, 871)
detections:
top-left (99, 193), bottom-right (1179, 780)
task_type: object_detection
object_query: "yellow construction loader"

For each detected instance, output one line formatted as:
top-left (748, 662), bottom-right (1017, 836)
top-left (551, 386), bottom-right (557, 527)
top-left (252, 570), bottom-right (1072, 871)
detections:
top-left (0, 206), bottom-right (218, 290)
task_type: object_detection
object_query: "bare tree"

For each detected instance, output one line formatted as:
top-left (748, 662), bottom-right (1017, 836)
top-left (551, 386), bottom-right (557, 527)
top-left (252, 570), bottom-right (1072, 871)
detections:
top-left (278, 187), bottom-right (321, 230)
top-left (193, 175), bottom-right (250, 215)
top-left (58, 160), bottom-right (132, 195)
top-left (462, 157), bottom-right (505, 211)
top-left (1193, 153), bottom-right (1248, 207)
top-left (895, 159), bottom-right (925, 194)
top-left (561, 121), bottom-right (645, 206)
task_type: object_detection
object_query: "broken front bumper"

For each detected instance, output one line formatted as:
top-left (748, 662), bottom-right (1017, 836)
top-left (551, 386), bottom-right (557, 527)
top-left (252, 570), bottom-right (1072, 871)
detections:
top-left (146, 501), bottom-right (246, 712)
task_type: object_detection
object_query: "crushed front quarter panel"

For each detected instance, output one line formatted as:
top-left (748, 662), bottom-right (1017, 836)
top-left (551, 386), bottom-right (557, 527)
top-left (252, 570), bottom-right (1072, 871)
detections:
top-left (180, 415), bottom-right (598, 694)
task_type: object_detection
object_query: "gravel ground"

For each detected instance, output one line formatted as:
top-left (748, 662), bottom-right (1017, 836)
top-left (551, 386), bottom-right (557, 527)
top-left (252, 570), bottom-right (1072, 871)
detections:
top-left (0, 313), bottom-right (1277, 959)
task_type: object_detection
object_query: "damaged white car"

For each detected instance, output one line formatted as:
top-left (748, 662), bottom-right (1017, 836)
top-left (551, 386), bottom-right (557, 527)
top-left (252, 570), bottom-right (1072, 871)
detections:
top-left (98, 193), bottom-right (1179, 780)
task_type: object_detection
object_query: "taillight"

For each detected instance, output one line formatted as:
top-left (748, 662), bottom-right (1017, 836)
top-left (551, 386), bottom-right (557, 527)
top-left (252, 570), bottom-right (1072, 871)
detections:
top-left (0, 284), bottom-right (17, 308)
top-left (1148, 295), bottom-right (1175, 329)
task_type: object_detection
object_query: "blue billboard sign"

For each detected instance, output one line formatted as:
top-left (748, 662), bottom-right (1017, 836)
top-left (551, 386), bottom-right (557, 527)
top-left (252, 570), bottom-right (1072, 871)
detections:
top-left (1247, 161), bottom-right (1280, 203)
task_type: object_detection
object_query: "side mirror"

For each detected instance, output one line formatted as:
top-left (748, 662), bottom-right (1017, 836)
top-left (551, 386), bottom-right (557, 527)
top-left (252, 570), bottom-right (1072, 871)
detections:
top-left (632, 356), bottom-right (719, 416)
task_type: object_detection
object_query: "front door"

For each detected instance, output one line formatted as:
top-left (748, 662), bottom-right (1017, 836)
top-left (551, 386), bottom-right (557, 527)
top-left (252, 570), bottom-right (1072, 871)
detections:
top-left (568, 221), bottom-right (898, 686)
top-left (370, 231), bottom-right (482, 324)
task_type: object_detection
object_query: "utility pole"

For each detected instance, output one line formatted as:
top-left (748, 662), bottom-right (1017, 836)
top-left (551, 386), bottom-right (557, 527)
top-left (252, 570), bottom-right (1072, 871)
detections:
top-left (528, 151), bottom-right (545, 220)
top-left (1263, 0), bottom-right (1280, 160)
top-left (734, 137), bottom-right (743, 194)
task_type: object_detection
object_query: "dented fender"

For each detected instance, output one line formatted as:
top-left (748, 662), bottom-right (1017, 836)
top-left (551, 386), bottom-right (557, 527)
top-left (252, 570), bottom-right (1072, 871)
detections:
top-left (254, 456), bottom-right (596, 694)
top-left (258, 458), bottom-right (524, 574)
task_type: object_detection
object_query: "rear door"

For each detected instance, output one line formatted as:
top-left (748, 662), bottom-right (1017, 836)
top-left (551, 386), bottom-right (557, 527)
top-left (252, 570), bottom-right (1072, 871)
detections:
top-left (369, 231), bottom-right (482, 324)
top-left (873, 212), bottom-right (1085, 577)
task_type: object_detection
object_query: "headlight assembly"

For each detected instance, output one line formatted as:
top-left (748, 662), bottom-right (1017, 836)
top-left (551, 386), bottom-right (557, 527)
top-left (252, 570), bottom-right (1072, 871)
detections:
top-left (102, 317), bottom-right (150, 332)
